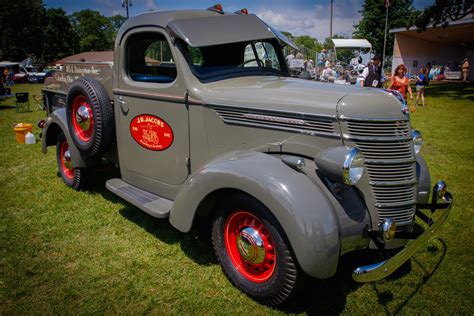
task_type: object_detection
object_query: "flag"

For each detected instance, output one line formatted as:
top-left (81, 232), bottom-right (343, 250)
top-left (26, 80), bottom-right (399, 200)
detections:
top-left (385, 0), bottom-right (391, 8)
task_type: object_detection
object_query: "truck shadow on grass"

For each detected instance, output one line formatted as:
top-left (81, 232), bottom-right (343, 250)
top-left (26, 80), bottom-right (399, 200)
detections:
top-left (86, 169), bottom-right (448, 315)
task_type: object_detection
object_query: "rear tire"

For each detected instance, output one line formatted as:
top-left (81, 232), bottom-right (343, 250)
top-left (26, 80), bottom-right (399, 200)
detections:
top-left (66, 78), bottom-right (114, 159)
top-left (56, 133), bottom-right (88, 190)
top-left (211, 193), bottom-right (302, 306)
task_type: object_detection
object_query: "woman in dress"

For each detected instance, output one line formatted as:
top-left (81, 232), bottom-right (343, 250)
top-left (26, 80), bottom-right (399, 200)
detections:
top-left (389, 64), bottom-right (414, 111)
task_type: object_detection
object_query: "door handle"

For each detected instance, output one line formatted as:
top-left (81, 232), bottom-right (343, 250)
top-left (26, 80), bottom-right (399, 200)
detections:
top-left (117, 96), bottom-right (129, 115)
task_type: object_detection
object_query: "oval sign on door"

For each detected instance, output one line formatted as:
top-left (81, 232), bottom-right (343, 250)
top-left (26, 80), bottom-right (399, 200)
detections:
top-left (130, 114), bottom-right (174, 151)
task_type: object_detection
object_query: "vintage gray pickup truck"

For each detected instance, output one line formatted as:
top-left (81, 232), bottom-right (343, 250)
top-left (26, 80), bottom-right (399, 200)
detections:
top-left (40, 6), bottom-right (453, 306)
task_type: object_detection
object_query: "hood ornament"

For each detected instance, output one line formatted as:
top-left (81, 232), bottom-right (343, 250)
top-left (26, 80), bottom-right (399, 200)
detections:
top-left (385, 89), bottom-right (410, 117)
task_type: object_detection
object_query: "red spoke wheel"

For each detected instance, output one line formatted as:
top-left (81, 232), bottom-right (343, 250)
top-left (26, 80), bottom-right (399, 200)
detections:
top-left (71, 95), bottom-right (94, 142)
top-left (212, 193), bottom-right (302, 306)
top-left (224, 211), bottom-right (276, 283)
top-left (56, 133), bottom-right (88, 190)
top-left (66, 78), bottom-right (114, 159)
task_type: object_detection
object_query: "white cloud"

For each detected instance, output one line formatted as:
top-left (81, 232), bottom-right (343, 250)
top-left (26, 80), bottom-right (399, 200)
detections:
top-left (145, 0), bottom-right (158, 10)
top-left (255, 1), bottom-right (362, 42)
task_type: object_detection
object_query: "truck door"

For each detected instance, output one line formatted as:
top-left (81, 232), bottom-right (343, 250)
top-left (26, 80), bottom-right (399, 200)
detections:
top-left (114, 28), bottom-right (189, 197)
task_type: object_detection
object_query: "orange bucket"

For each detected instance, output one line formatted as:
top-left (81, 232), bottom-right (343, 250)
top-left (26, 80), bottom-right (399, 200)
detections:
top-left (13, 123), bottom-right (33, 144)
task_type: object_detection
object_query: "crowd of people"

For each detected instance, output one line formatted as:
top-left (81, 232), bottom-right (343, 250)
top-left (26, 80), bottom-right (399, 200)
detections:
top-left (285, 49), bottom-right (470, 112)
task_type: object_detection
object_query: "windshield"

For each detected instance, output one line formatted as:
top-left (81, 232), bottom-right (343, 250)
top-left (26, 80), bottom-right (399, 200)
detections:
top-left (178, 38), bottom-right (289, 82)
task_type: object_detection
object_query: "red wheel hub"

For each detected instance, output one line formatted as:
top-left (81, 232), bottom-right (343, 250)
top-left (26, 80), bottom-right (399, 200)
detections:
top-left (59, 140), bottom-right (74, 180)
top-left (224, 211), bottom-right (276, 283)
top-left (71, 95), bottom-right (94, 141)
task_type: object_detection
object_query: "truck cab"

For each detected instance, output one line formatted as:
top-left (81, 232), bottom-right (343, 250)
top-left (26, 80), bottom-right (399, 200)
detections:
top-left (40, 7), bottom-right (453, 306)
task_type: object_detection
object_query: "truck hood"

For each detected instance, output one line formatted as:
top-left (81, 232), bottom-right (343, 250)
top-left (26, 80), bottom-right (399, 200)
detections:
top-left (194, 76), bottom-right (407, 121)
top-left (194, 76), bottom-right (355, 117)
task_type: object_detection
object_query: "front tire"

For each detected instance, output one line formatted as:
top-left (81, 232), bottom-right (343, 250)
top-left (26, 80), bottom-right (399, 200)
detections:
top-left (212, 193), bottom-right (302, 306)
top-left (56, 134), bottom-right (88, 190)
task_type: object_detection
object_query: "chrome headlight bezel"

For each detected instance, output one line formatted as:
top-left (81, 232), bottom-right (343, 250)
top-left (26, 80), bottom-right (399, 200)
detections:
top-left (315, 146), bottom-right (365, 186)
top-left (412, 130), bottom-right (423, 155)
top-left (343, 147), bottom-right (364, 185)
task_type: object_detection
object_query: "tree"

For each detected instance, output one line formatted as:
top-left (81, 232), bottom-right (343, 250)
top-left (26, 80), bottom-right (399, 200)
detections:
top-left (0, 0), bottom-right (45, 61)
top-left (42, 8), bottom-right (78, 62)
top-left (70, 10), bottom-right (113, 52)
top-left (409, 0), bottom-right (474, 31)
top-left (294, 35), bottom-right (323, 53)
top-left (353, 0), bottom-right (416, 56)
top-left (322, 34), bottom-right (346, 50)
top-left (107, 15), bottom-right (127, 45)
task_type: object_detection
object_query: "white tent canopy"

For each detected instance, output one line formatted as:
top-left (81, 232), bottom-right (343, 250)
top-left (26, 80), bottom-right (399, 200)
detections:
top-left (332, 39), bottom-right (372, 49)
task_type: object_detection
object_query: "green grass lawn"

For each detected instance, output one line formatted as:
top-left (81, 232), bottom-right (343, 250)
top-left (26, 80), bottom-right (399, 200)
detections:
top-left (1, 82), bottom-right (473, 314)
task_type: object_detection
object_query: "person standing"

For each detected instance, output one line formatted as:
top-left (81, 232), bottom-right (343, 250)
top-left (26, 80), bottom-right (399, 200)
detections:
top-left (359, 55), bottom-right (384, 88)
top-left (389, 64), bottom-right (414, 111)
top-left (286, 50), bottom-right (296, 65)
top-left (425, 62), bottom-right (432, 83)
top-left (415, 68), bottom-right (428, 107)
top-left (462, 58), bottom-right (469, 82)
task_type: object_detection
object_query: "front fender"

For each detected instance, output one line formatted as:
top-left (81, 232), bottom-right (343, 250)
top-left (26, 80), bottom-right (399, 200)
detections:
top-left (42, 108), bottom-right (87, 168)
top-left (169, 151), bottom-right (341, 278)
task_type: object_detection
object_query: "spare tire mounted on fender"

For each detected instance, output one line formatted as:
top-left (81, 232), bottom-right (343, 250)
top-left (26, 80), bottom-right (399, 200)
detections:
top-left (66, 78), bottom-right (114, 159)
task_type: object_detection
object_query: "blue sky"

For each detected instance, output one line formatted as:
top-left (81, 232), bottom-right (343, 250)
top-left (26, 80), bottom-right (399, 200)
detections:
top-left (44, 0), bottom-right (434, 42)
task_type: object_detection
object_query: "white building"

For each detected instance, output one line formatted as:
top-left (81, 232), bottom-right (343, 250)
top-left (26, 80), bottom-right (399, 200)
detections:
top-left (390, 14), bottom-right (474, 80)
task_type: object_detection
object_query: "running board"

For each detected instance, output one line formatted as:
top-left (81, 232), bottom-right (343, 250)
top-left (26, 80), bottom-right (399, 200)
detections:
top-left (106, 178), bottom-right (172, 218)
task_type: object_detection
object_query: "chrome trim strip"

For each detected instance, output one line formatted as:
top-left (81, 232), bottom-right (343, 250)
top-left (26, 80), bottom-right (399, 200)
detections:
top-left (369, 180), bottom-right (417, 186)
top-left (353, 191), bottom-right (453, 282)
top-left (343, 134), bottom-right (412, 142)
top-left (220, 118), bottom-right (341, 138)
top-left (339, 115), bottom-right (410, 122)
top-left (375, 200), bottom-right (417, 208)
top-left (364, 158), bottom-right (416, 164)
top-left (208, 104), bottom-right (338, 121)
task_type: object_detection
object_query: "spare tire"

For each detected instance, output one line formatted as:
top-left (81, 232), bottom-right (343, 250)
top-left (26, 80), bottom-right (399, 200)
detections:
top-left (66, 78), bottom-right (114, 159)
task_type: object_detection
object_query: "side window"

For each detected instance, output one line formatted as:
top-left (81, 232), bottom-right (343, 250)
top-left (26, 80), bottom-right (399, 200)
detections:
top-left (127, 32), bottom-right (176, 83)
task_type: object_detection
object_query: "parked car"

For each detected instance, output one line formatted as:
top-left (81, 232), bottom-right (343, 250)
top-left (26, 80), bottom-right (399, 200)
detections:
top-left (39, 6), bottom-right (453, 306)
top-left (13, 66), bottom-right (49, 83)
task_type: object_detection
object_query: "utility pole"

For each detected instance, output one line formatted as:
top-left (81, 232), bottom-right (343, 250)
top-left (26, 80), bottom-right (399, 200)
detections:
top-left (330, 0), bottom-right (333, 39)
top-left (382, 0), bottom-right (390, 71)
top-left (122, 0), bottom-right (132, 19)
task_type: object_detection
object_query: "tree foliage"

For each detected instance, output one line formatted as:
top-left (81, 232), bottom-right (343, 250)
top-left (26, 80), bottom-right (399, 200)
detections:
top-left (0, 0), bottom-right (127, 63)
top-left (0, 0), bottom-right (45, 61)
top-left (353, 0), bottom-right (416, 56)
top-left (294, 35), bottom-right (323, 53)
top-left (409, 0), bottom-right (474, 31)
top-left (322, 34), bottom-right (346, 50)
top-left (70, 10), bottom-right (114, 52)
top-left (42, 8), bottom-right (78, 62)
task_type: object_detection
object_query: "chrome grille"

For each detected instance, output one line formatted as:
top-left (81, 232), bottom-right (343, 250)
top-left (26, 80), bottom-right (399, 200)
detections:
top-left (344, 118), bottom-right (416, 227)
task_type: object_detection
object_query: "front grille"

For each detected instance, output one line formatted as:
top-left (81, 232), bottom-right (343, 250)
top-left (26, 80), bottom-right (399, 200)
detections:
top-left (344, 118), bottom-right (416, 227)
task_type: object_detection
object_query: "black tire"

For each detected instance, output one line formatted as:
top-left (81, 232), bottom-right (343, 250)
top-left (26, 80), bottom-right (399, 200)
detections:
top-left (56, 133), bottom-right (88, 190)
top-left (66, 78), bottom-right (114, 159)
top-left (212, 193), bottom-right (302, 306)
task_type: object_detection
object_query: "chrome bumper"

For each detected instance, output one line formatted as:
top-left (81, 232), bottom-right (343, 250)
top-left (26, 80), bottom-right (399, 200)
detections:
top-left (353, 189), bottom-right (453, 283)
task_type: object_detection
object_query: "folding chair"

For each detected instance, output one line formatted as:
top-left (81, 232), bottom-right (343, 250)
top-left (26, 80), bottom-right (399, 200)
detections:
top-left (32, 94), bottom-right (45, 111)
top-left (15, 92), bottom-right (31, 113)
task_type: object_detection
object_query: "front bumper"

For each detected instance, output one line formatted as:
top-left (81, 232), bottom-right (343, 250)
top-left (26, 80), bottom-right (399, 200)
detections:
top-left (353, 184), bottom-right (453, 282)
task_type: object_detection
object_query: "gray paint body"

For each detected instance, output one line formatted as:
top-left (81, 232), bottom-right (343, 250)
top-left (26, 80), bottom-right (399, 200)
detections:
top-left (42, 10), bottom-right (432, 279)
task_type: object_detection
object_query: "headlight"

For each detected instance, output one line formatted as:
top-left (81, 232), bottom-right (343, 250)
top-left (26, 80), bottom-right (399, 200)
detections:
top-left (412, 130), bottom-right (423, 155)
top-left (343, 148), bottom-right (364, 185)
top-left (315, 147), bottom-right (365, 186)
